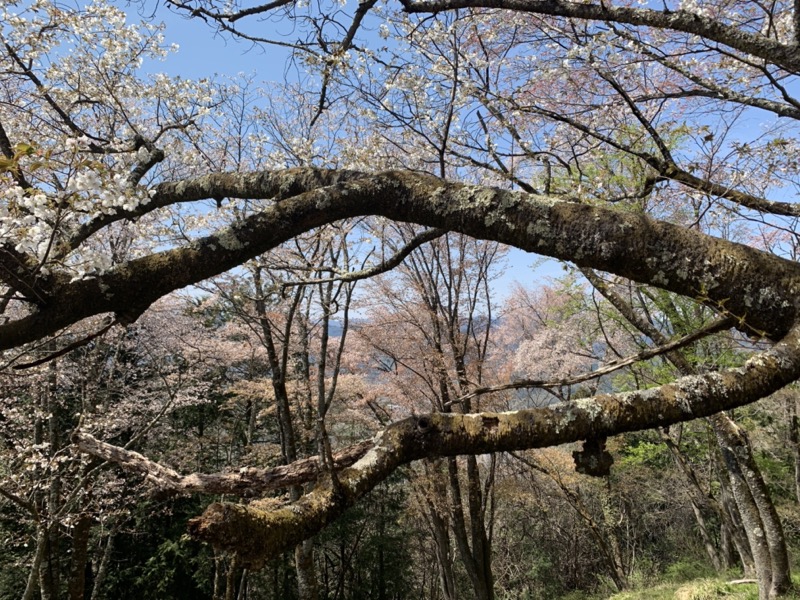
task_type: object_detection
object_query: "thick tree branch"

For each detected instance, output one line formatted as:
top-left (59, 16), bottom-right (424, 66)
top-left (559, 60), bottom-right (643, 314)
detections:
top-left (795, 0), bottom-right (800, 45)
top-left (0, 242), bottom-right (50, 304)
top-left (400, 0), bottom-right (800, 73)
top-left (3, 168), bottom-right (800, 351)
top-left (188, 321), bottom-right (800, 566)
top-left (64, 168), bottom-right (367, 252)
top-left (73, 432), bottom-right (373, 496)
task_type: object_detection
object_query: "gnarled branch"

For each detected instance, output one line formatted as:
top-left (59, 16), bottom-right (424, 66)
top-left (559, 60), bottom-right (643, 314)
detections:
top-left (73, 432), bottom-right (373, 496)
top-left (188, 321), bottom-right (800, 567)
top-left (3, 168), bottom-right (800, 351)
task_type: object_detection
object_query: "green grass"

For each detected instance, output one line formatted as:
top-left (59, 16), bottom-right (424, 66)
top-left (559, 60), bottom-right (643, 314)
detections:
top-left (560, 572), bottom-right (800, 600)
top-left (605, 578), bottom-right (758, 600)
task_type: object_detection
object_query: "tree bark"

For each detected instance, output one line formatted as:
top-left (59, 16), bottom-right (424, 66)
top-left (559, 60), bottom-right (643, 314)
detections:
top-left (294, 539), bottom-right (319, 600)
top-left (90, 526), bottom-right (116, 600)
top-left (429, 507), bottom-right (457, 600)
top-left (713, 414), bottom-right (792, 597)
top-left (74, 432), bottom-right (372, 497)
top-left (420, 464), bottom-right (458, 600)
top-left (661, 431), bottom-right (723, 571)
top-left (186, 320), bottom-right (800, 565)
top-left (689, 497), bottom-right (723, 573)
top-left (717, 435), bottom-right (773, 599)
top-left (22, 524), bottom-right (48, 600)
top-left (718, 469), bottom-right (756, 578)
top-left (786, 392), bottom-right (800, 504)
top-left (6, 169), bottom-right (800, 350)
top-left (68, 514), bottom-right (93, 600)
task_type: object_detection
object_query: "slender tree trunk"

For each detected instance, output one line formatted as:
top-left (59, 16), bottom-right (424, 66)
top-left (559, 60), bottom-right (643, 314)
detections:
top-left (378, 499), bottom-right (387, 600)
top-left (38, 359), bottom-right (61, 600)
top-left (719, 520), bottom-right (736, 571)
top-left (38, 525), bottom-right (58, 600)
top-left (237, 568), bottom-right (248, 600)
top-left (689, 497), bottom-right (723, 572)
top-left (225, 555), bottom-right (239, 600)
top-left (213, 553), bottom-right (224, 600)
top-left (90, 527), bottom-right (116, 600)
top-left (466, 455), bottom-right (494, 600)
top-left (787, 393), bottom-right (800, 504)
top-left (429, 506), bottom-right (457, 600)
top-left (718, 468), bottom-right (756, 578)
top-left (22, 523), bottom-right (48, 600)
top-left (661, 431), bottom-right (723, 571)
top-left (712, 413), bottom-right (792, 597)
top-left (598, 489), bottom-right (628, 591)
top-left (422, 460), bottom-right (458, 600)
top-left (68, 514), bottom-right (93, 600)
top-left (447, 457), bottom-right (494, 600)
top-left (295, 538), bottom-right (319, 600)
top-left (717, 434), bottom-right (773, 599)
top-left (255, 270), bottom-right (321, 599)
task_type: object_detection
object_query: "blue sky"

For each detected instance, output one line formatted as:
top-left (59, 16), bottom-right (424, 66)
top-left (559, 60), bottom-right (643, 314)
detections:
top-left (133, 5), bottom-right (291, 80)
top-left (126, 2), bottom-right (560, 297)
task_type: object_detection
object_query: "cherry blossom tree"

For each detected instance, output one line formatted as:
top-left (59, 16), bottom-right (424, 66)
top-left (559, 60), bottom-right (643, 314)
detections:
top-left (4, 0), bottom-right (800, 597)
top-left (0, 296), bottom-right (258, 599)
top-left (352, 228), bottom-right (505, 599)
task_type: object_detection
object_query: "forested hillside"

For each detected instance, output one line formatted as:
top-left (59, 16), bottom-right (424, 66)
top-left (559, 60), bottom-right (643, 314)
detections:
top-left (2, 0), bottom-right (800, 598)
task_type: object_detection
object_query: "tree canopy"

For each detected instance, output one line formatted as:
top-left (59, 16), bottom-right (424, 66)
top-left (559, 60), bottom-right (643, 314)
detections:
top-left (3, 0), bottom-right (800, 597)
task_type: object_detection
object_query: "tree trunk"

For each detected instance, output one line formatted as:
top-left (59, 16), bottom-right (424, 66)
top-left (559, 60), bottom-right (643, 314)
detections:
top-left (466, 455), bottom-right (494, 600)
top-left (295, 539), bottom-right (319, 600)
top-left (429, 504), bottom-right (457, 600)
top-left (38, 524), bottom-right (59, 600)
top-left (717, 428), bottom-right (774, 599)
top-left (787, 393), bottom-right (800, 504)
top-left (214, 552), bottom-right (224, 600)
top-left (718, 470), bottom-right (756, 578)
top-left (68, 514), bottom-right (93, 600)
top-left (237, 568), bottom-right (248, 600)
top-left (447, 457), bottom-right (494, 600)
top-left (712, 413), bottom-right (792, 597)
top-left (689, 497), bottom-right (723, 572)
top-left (661, 431), bottom-right (723, 571)
top-left (22, 523), bottom-right (48, 600)
top-left (90, 527), bottom-right (116, 600)
top-left (598, 489), bottom-right (628, 591)
top-left (225, 555), bottom-right (239, 600)
top-left (719, 519), bottom-right (736, 571)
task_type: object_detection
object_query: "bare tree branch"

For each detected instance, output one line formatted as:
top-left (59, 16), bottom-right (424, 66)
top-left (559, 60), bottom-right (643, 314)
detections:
top-left (453, 315), bottom-right (735, 403)
top-left (73, 432), bottom-right (373, 496)
top-left (280, 227), bottom-right (446, 289)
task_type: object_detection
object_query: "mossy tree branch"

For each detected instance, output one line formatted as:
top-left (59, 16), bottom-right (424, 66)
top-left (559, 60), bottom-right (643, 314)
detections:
top-left (2, 168), bottom-right (800, 351)
top-left (187, 322), bottom-right (800, 566)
